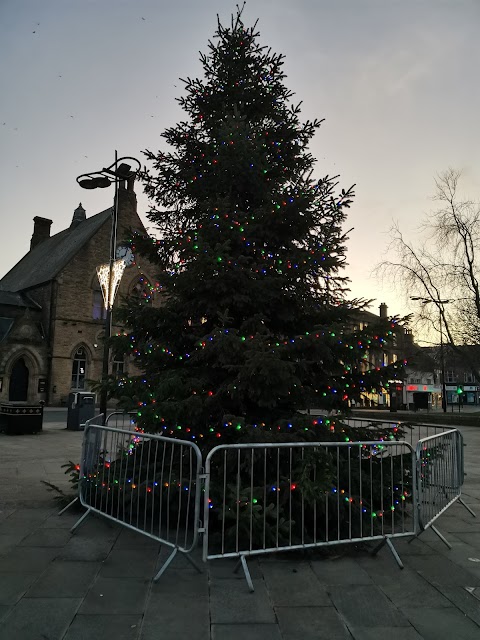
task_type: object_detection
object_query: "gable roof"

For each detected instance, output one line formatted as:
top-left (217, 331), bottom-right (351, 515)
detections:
top-left (0, 290), bottom-right (41, 309)
top-left (0, 207), bottom-right (112, 293)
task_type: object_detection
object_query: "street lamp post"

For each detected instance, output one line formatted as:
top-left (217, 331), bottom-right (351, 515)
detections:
top-left (410, 296), bottom-right (451, 413)
top-left (77, 152), bottom-right (140, 423)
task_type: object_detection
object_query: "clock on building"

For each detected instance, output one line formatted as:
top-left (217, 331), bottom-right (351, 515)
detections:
top-left (115, 245), bottom-right (135, 266)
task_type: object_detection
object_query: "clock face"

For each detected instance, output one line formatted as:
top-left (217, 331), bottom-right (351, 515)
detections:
top-left (115, 245), bottom-right (135, 266)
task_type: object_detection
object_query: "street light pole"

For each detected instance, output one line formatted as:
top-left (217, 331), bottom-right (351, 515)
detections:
top-left (77, 153), bottom-right (140, 424)
top-left (411, 296), bottom-right (450, 413)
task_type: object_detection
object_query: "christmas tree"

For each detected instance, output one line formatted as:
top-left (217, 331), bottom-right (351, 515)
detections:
top-left (110, 7), bottom-right (405, 445)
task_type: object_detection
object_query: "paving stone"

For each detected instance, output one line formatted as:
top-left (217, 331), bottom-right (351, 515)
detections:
top-left (99, 548), bottom-right (159, 578)
top-left (212, 623), bottom-right (282, 640)
top-left (19, 527), bottom-right (72, 547)
top-left (142, 595), bottom-right (210, 640)
top-left (26, 560), bottom-right (102, 598)
top-left (261, 561), bottom-right (331, 606)
top-left (78, 577), bottom-right (150, 614)
top-left (0, 597), bottom-right (81, 640)
top-left (310, 557), bottom-right (373, 585)
top-left (437, 586), bottom-right (480, 626)
top-left (0, 520), bottom-right (40, 538)
top-left (57, 535), bottom-right (116, 561)
top-left (393, 537), bottom-right (436, 555)
top-left (0, 547), bottom-right (61, 573)
top-left (276, 606), bottom-right (351, 640)
top-left (210, 577), bottom-right (276, 624)
top-left (113, 527), bottom-right (161, 549)
top-left (349, 625), bottom-right (423, 639)
top-left (454, 532), bottom-right (480, 548)
top-left (0, 573), bottom-right (38, 605)
top-left (0, 535), bottom-right (19, 553)
top-left (400, 606), bottom-right (480, 640)
top-left (327, 585), bottom-right (410, 627)
top-left (403, 553), bottom-right (480, 586)
top-left (64, 614), bottom-right (142, 640)
top-left (378, 568), bottom-right (453, 608)
top-left (40, 512), bottom-right (82, 529)
top-left (208, 557), bottom-right (263, 580)
top-left (347, 554), bottom-right (402, 585)
top-left (0, 606), bottom-right (9, 623)
top-left (150, 563), bottom-right (208, 598)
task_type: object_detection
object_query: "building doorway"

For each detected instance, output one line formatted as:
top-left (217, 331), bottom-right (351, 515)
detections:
top-left (9, 357), bottom-right (29, 401)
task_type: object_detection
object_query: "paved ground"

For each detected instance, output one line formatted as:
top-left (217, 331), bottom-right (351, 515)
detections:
top-left (1, 412), bottom-right (480, 639)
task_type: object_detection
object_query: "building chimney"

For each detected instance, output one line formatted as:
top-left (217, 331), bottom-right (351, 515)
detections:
top-left (379, 302), bottom-right (388, 319)
top-left (30, 216), bottom-right (53, 250)
top-left (70, 203), bottom-right (86, 228)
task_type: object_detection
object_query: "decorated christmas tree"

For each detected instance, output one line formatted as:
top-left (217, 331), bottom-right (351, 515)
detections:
top-left (110, 7), bottom-right (405, 445)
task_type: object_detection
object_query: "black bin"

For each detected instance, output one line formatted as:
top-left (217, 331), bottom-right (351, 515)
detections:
top-left (0, 403), bottom-right (44, 434)
top-left (67, 392), bottom-right (96, 430)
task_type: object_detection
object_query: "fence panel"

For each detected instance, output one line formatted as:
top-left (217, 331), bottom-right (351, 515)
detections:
top-left (203, 440), bottom-right (416, 564)
top-left (75, 423), bottom-right (203, 579)
top-left (342, 416), bottom-right (448, 449)
top-left (416, 429), bottom-right (463, 530)
top-left (105, 411), bottom-right (137, 431)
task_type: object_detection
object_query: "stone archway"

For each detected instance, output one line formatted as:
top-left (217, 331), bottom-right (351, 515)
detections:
top-left (9, 357), bottom-right (29, 401)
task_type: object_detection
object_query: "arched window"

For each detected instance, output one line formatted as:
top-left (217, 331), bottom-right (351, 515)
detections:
top-left (9, 357), bottom-right (29, 401)
top-left (71, 347), bottom-right (87, 389)
top-left (92, 288), bottom-right (107, 320)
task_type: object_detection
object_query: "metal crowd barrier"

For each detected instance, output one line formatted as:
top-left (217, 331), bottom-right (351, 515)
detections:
top-left (61, 416), bottom-right (476, 590)
top-left (202, 440), bottom-right (417, 590)
top-left (342, 416), bottom-right (448, 448)
top-left (70, 422), bottom-right (203, 580)
top-left (105, 411), bottom-right (138, 431)
top-left (414, 429), bottom-right (476, 548)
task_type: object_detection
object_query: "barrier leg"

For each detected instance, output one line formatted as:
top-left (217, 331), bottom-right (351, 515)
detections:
top-left (371, 537), bottom-right (404, 569)
top-left (183, 551), bottom-right (202, 574)
top-left (153, 547), bottom-right (178, 582)
top-left (458, 498), bottom-right (477, 518)
top-left (233, 555), bottom-right (254, 592)
top-left (431, 525), bottom-right (452, 549)
top-left (70, 507), bottom-right (91, 533)
top-left (58, 497), bottom-right (78, 515)
top-left (370, 537), bottom-right (387, 556)
top-left (385, 537), bottom-right (404, 569)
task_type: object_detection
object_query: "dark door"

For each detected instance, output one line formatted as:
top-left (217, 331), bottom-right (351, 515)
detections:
top-left (9, 357), bottom-right (29, 401)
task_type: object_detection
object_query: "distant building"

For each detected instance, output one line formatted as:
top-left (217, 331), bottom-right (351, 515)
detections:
top-left (0, 180), bottom-right (159, 406)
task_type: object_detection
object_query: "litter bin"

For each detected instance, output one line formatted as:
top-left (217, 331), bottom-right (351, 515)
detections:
top-left (0, 403), bottom-right (44, 434)
top-left (67, 392), bottom-right (96, 430)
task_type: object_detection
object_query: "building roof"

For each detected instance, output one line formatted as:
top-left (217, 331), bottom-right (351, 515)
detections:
top-left (0, 291), bottom-right (41, 309)
top-left (0, 207), bottom-right (112, 293)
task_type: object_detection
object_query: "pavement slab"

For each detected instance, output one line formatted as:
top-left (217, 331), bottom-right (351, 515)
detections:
top-left (0, 597), bottom-right (81, 640)
top-left (276, 606), bottom-right (352, 640)
top-left (212, 623), bottom-right (283, 640)
top-left (78, 576), bottom-right (151, 615)
top-left (327, 585), bottom-right (411, 627)
top-left (310, 556), bottom-right (374, 585)
top-left (0, 573), bottom-right (38, 605)
top-left (261, 560), bottom-right (331, 606)
top-left (348, 625), bottom-right (423, 639)
top-left (64, 614), bottom-right (142, 640)
top-left (25, 560), bottom-right (102, 598)
top-left (209, 577), bottom-right (276, 624)
top-left (1, 416), bottom-right (480, 638)
top-left (400, 606), bottom-right (480, 640)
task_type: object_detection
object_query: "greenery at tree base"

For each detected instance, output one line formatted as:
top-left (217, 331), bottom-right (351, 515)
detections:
top-left (105, 6), bottom-right (406, 447)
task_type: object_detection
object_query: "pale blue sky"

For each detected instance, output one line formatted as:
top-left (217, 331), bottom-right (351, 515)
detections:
top-left (1, 0), bottom-right (479, 317)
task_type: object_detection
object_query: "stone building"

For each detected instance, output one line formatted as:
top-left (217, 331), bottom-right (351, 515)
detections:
top-left (0, 180), bottom-right (159, 406)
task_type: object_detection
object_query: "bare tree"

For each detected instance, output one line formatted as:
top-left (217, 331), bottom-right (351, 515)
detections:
top-left (378, 169), bottom-right (480, 379)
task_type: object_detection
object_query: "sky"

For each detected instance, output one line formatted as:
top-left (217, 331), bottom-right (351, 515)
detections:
top-left (1, 0), bottom-right (479, 320)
